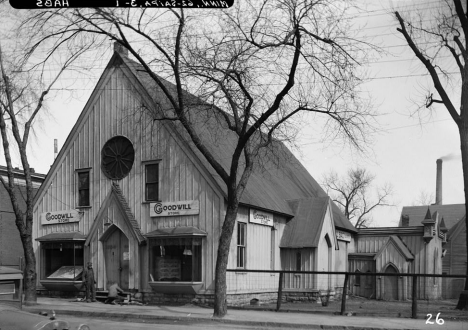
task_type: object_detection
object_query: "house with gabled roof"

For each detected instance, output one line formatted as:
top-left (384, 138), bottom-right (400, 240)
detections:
top-left (31, 43), bottom-right (356, 304)
top-left (400, 204), bottom-right (466, 299)
top-left (348, 208), bottom-right (445, 300)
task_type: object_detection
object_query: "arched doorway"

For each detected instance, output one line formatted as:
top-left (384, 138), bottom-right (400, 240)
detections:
top-left (384, 264), bottom-right (398, 300)
top-left (102, 226), bottom-right (129, 290)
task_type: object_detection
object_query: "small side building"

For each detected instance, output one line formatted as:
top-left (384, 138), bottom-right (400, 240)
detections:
top-left (400, 204), bottom-right (466, 299)
top-left (349, 208), bottom-right (445, 300)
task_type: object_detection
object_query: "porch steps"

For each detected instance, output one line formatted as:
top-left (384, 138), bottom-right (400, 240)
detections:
top-left (95, 290), bottom-right (132, 303)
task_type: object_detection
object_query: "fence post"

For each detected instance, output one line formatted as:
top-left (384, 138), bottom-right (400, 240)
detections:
top-left (412, 275), bottom-right (418, 319)
top-left (276, 271), bottom-right (283, 312)
top-left (340, 273), bottom-right (349, 315)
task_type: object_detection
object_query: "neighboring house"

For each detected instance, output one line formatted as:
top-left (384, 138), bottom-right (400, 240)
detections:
top-left (0, 166), bottom-right (45, 268)
top-left (31, 44), bottom-right (356, 304)
top-left (400, 204), bottom-right (466, 299)
top-left (349, 208), bottom-right (445, 300)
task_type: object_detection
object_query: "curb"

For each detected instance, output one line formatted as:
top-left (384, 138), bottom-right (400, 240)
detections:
top-left (23, 307), bottom-right (422, 330)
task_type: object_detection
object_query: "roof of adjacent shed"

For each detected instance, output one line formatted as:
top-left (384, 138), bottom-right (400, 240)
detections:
top-left (117, 53), bottom-right (356, 232)
top-left (280, 197), bottom-right (331, 248)
top-left (400, 204), bottom-right (465, 229)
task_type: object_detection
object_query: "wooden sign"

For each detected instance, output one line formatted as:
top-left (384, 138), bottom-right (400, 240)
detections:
top-left (249, 209), bottom-right (273, 227)
top-left (336, 230), bottom-right (352, 242)
top-left (150, 200), bottom-right (199, 217)
top-left (41, 209), bottom-right (81, 225)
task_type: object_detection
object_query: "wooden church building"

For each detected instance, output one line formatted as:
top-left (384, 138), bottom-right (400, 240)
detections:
top-left (31, 44), bottom-right (357, 304)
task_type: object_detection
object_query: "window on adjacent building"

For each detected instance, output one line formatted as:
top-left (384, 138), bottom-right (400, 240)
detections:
top-left (270, 227), bottom-right (275, 270)
top-left (77, 170), bottom-right (90, 207)
top-left (145, 163), bottom-right (159, 201)
top-left (296, 251), bottom-right (302, 271)
top-left (41, 242), bottom-right (84, 280)
top-left (355, 269), bottom-right (361, 286)
top-left (237, 222), bottom-right (246, 268)
top-left (148, 237), bottom-right (202, 282)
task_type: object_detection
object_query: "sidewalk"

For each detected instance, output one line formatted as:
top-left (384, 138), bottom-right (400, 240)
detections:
top-left (23, 297), bottom-right (467, 330)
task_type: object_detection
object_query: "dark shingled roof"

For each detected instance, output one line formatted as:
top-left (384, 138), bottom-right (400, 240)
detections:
top-left (447, 216), bottom-right (466, 240)
top-left (280, 197), bottom-right (331, 248)
top-left (399, 204), bottom-right (465, 230)
top-left (117, 53), bottom-right (356, 233)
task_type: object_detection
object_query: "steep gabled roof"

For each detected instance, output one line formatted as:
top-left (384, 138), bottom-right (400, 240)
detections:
top-left (118, 52), bottom-right (356, 233)
top-left (280, 197), bottom-right (332, 248)
top-left (374, 235), bottom-right (414, 261)
top-left (85, 182), bottom-right (145, 246)
top-left (33, 49), bottom-right (355, 233)
top-left (400, 204), bottom-right (465, 230)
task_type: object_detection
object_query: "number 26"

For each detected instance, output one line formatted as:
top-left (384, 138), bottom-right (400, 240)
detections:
top-left (426, 313), bottom-right (444, 325)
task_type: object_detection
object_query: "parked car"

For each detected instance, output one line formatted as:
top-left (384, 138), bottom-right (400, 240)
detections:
top-left (0, 304), bottom-right (90, 330)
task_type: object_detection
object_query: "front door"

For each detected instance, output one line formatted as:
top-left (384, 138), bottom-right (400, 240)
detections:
top-left (384, 265), bottom-right (398, 300)
top-left (103, 227), bottom-right (129, 290)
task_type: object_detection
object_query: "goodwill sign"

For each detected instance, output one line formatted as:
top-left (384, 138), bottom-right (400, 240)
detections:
top-left (249, 209), bottom-right (273, 227)
top-left (150, 200), bottom-right (200, 217)
top-left (41, 210), bottom-right (81, 225)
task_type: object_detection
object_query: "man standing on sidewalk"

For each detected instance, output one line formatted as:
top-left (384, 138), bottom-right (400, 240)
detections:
top-left (83, 262), bottom-right (96, 303)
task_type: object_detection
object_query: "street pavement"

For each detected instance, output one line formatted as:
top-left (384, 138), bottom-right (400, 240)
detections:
top-left (22, 297), bottom-right (467, 330)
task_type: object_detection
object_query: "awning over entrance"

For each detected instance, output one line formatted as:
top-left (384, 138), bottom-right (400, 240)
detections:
top-left (145, 226), bottom-right (207, 238)
top-left (35, 232), bottom-right (86, 242)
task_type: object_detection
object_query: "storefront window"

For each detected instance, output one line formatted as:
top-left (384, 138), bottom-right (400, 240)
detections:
top-left (41, 242), bottom-right (84, 280)
top-left (149, 237), bottom-right (202, 282)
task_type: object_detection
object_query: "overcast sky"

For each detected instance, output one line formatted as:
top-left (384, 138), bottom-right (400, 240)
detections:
top-left (3, 0), bottom-right (465, 228)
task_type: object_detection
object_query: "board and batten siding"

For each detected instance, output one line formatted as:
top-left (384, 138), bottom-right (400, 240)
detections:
top-left (33, 62), bottom-right (224, 292)
top-left (353, 232), bottom-right (442, 299)
top-left (226, 208), bottom-right (286, 293)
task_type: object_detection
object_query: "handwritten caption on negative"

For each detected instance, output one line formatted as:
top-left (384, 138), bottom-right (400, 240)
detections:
top-left (10, 0), bottom-right (233, 9)
top-left (426, 313), bottom-right (444, 325)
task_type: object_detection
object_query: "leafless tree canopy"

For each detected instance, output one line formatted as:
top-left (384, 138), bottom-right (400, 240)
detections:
top-left (18, 0), bottom-right (378, 315)
top-left (322, 168), bottom-right (393, 228)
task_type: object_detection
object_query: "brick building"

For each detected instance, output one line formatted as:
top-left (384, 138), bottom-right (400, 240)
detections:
top-left (0, 166), bottom-right (45, 268)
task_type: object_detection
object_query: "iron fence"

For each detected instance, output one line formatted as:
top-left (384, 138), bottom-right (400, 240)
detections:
top-left (226, 269), bottom-right (467, 319)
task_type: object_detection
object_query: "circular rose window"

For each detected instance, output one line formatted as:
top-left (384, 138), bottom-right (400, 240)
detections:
top-left (101, 136), bottom-right (135, 180)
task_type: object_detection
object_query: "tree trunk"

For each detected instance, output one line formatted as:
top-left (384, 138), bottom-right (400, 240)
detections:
top-left (213, 200), bottom-right (239, 317)
top-left (456, 122), bottom-right (468, 310)
top-left (21, 217), bottom-right (37, 304)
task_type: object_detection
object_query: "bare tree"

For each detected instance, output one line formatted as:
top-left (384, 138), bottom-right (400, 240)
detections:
top-left (21, 1), bottom-right (377, 315)
top-left (0, 8), bottom-right (92, 301)
top-left (412, 190), bottom-right (435, 206)
top-left (322, 168), bottom-right (392, 228)
top-left (394, 0), bottom-right (468, 309)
